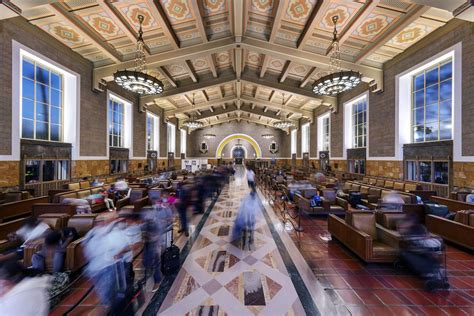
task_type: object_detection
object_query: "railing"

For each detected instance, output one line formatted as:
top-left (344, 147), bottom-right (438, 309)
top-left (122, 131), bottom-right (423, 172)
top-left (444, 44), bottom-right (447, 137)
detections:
top-left (24, 180), bottom-right (69, 197)
top-left (410, 182), bottom-right (450, 198)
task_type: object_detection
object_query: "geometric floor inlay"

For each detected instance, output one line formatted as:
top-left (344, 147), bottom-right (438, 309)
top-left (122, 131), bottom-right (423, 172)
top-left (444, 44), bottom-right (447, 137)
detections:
top-left (157, 169), bottom-right (305, 315)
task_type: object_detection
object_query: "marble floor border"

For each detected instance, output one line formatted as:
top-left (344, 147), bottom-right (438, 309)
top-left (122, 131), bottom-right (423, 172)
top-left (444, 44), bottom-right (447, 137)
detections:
top-left (143, 193), bottom-right (220, 315)
top-left (257, 189), bottom-right (349, 316)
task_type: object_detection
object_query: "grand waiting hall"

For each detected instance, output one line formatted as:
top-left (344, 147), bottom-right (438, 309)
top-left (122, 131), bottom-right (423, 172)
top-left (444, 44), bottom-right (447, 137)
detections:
top-left (1, 0), bottom-right (474, 315)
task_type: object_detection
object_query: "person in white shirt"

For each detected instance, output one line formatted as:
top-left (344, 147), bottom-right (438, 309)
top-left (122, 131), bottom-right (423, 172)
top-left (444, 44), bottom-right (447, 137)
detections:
top-left (465, 190), bottom-right (474, 203)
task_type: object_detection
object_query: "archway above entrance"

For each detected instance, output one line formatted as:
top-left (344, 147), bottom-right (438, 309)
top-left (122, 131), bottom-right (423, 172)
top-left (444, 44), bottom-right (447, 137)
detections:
top-left (216, 134), bottom-right (262, 158)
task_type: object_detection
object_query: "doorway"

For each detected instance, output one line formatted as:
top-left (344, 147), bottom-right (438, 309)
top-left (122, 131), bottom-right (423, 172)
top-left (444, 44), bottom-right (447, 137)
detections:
top-left (232, 147), bottom-right (245, 165)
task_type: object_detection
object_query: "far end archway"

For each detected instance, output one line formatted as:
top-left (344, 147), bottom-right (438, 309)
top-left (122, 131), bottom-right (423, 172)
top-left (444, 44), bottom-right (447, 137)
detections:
top-left (215, 134), bottom-right (262, 159)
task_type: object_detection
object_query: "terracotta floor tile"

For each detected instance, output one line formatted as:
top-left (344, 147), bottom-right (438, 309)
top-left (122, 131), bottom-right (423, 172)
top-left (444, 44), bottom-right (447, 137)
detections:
top-left (399, 290), bottom-right (435, 306)
top-left (388, 306), bottom-right (417, 316)
top-left (354, 289), bottom-right (384, 305)
top-left (367, 305), bottom-right (396, 316)
top-left (346, 305), bottom-right (373, 316)
top-left (417, 306), bottom-right (449, 316)
top-left (447, 291), bottom-right (474, 306)
top-left (440, 306), bottom-right (470, 316)
top-left (336, 289), bottom-right (364, 305)
top-left (373, 289), bottom-right (406, 305)
top-left (56, 287), bottom-right (90, 306)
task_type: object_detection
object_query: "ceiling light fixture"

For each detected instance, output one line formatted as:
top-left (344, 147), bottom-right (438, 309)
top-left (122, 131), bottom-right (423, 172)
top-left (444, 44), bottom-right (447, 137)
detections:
top-left (114, 15), bottom-right (164, 95)
top-left (183, 93), bottom-right (204, 129)
top-left (312, 16), bottom-right (361, 96)
top-left (203, 133), bottom-right (216, 139)
top-left (262, 134), bottom-right (274, 139)
top-left (273, 93), bottom-right (295, 129)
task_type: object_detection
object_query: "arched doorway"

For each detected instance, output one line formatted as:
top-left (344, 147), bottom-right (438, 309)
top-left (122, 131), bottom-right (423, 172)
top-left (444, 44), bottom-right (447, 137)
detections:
top-left (232, 146), bottom-right (246, 164)
top-left (216, 134), bottom-right (262, 158)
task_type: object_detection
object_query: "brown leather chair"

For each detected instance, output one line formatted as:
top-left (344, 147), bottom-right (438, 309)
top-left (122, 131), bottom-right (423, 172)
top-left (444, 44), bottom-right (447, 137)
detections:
top-left (0, 217), bottom-right (27, 253)
top-left (79, 181), bottom-right (90, 189)
top-left (117, 188), bottom-right (147, 212)
top-left (65, 214), bottom-right (99, 272)
top-left (38, 213), bottom-right (70, 230)
top-left (376, 179), bottom-right (385, 187)
top-left (426, 210), bottom-right (474, 250)
top-left (328, 211), bottom-right (398, 263)
top-left (295, 193), bottom-right (324, 215)
top-left (321, 189), bottom-right (347, 214)
top-left (384, 180), bottom-right (394, 189)
top-left (393, 182), bottom-right (405, 191)
top-left (361, 188), bottom-right (382, 209)
top-left (66, 183), bottom-right (80, 191)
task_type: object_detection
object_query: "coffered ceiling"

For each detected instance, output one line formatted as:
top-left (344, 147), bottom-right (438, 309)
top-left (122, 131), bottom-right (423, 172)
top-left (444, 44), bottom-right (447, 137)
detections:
top-left (16, 0), bottom-right (454, 130)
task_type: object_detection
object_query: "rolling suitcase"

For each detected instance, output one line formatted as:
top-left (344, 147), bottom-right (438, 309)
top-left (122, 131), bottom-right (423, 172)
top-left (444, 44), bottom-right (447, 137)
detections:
top-left (161, 225), bottom-right (180, 275)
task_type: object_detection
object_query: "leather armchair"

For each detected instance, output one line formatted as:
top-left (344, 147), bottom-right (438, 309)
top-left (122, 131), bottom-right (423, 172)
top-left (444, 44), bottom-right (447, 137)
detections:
top-left (116, 188), bottom-right (147, 212)
top-left (426, 210), bottom-right (474, 250)
top-left (65, 214), bottom-right (98, 272)
top-left (0, 217), bottom-right (26, 253)
top-left (296, 193), bottom-right (324, 215)
top-left (321, 189), bottom-right (347, 215)
top-left (135, 189), bottom-right (162, 209)
top-left (328, 211), bottom-right (398, 263)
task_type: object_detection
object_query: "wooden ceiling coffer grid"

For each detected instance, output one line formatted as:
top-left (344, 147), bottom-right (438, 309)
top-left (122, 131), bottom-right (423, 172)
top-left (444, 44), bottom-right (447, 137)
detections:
top-left (19, 0), bottom-right (453, 130)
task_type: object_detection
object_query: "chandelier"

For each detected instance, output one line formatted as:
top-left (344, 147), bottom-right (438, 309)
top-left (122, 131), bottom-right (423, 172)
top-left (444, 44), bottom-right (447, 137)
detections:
top-left (114, 15), bottom-right (164, 95)
top-left (203, 133), bottom-right (216, 139)
top-left (273, 94), bottom-right (295, 129)
top-left (261, 134), bottom-right (274, 139)
top-left (183, 93), bottom-right (204, 129)
top-left (313, 16), bottom-right (361, 96)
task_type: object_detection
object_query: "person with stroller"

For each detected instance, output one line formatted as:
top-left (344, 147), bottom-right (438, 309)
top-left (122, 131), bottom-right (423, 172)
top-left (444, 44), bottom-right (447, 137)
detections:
top-left (396, 213), bottom-right (449, 291)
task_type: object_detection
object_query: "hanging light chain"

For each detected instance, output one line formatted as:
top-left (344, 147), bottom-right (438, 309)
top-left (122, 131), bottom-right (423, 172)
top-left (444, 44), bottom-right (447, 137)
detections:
top-left (135, 15), bottom-right (146, 73)
top-left (329, 15), bottom-right (341, 73)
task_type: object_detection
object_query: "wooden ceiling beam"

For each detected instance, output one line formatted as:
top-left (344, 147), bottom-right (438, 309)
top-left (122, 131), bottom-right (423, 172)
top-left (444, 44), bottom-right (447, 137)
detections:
top-left (260, 55), bottom-right (271, 78)
top-left (208, 54), bottom-right (218, 78)
top-left (235, 48), bottom-right (243, 79)
top-left (279, 60), bottom-right (293, 83)
top-left (94, 38), bottom-right (234, 88)
top-left (297, 0), bottom-right (332, 49)
top-left (233, 0), bottom-right (245, 41)
top-left (355, 4), bottom-right (431, 63)
top-left (165, 95), bottom-right (237, 117)
top-left (184, 60), bottom-right (198, 83)
top-left (241, 37), bottom-right (383, 91)
top-left (49, 3), bottom-right (121, 63)
top-left (268, 0), bottom-right (285, 43)
top-left (300, 66), bottom-right (319, 88)
top-left (147, 0), bottom-right (180, 49)
top-left (196, 115), bottom-right (279, 130)
top-left (157, 66), bottom-right (177, 88)
top-left (190, 0), bottom-right (208, 43)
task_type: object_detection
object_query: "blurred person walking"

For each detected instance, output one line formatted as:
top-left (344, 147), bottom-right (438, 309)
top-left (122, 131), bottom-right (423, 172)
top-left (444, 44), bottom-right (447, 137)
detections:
top-left (232, 188), bottom-right (258, 249)
top-left (0, 260), bottom-right (51, 316)
top-left (83, 213), bottom-right (133, 315)
top-left (246, 166), bottom-right (256, 191)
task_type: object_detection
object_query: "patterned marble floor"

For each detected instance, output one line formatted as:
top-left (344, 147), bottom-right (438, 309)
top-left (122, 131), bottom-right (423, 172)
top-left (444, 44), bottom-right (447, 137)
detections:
top-left (157, 173), bottom-right (306, 315)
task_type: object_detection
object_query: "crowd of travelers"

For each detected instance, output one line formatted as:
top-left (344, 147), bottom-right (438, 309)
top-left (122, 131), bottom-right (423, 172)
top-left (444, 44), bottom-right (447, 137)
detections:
top-left (0, 164), bottom-right (236, 315)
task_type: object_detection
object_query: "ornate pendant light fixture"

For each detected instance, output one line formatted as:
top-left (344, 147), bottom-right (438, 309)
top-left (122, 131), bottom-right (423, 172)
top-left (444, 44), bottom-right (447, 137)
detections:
top-left (114, 15), bottom-right (164, 95)
top-left (273, 93), bottom-right (296, 129)
top-left (183, 93), bottom-right (204, 129)
top-left (313, 16), bottom-right (361, 96)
